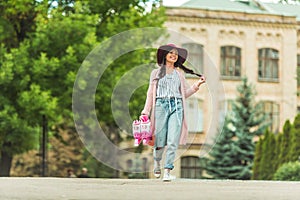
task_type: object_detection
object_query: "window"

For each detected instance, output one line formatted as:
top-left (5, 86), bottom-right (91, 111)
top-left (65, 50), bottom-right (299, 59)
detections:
top-left (186, 98), bottom-right (203, 133)
top-left (258, 48), bottom-right (279, 81)
top-left (181, 156), bottom-right (202, 179)
top-left (220, 46), bottom-right (241, 78)
top-left (261, 101), bottom-right (280, 133)
top-left (182, 43), bottom-right (204, 75)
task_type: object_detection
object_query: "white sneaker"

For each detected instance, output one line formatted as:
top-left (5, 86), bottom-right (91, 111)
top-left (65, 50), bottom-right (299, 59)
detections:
top-left (163, 169), bottom-right (176, 182)
top-left (153, 168), bottom-right (161, 178)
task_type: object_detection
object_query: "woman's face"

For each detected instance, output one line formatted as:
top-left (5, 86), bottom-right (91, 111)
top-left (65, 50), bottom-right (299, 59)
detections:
top-left (165, 48), bottom-right (178, 64)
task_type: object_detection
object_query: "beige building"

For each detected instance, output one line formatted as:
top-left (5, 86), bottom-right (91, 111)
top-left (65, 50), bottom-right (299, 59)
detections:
top-left (121, 0), bottom-right (300, 179)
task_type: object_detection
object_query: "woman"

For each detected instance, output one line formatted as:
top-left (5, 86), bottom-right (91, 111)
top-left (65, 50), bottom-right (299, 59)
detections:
top-left (141, 44), bottom-right (206, 181)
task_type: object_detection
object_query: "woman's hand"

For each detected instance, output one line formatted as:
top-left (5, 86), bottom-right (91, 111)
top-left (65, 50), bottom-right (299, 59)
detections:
top-left (140, 114), bottom-right (149, 122)
top-left (196, 76), bottom-right (206, 87)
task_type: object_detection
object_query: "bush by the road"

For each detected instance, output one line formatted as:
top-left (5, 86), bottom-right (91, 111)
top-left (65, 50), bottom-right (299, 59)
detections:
top-left (273, 161), bottom-right (300, 181)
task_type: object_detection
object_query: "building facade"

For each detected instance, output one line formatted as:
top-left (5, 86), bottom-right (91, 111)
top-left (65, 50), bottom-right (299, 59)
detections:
top-left (121, 0), bottom-right (300, 179)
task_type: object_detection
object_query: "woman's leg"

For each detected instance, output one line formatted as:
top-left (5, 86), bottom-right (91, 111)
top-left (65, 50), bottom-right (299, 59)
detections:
top-left (153, 147), bottom-right (164, 178)
top-left (153, 147), bottom-right (164, 163)
top-left (154, 99), bottom-right (168, 148)
top-left (164, 100), bottom-right (183, 170)
top-left (153, 99), bottom-right (168, 177)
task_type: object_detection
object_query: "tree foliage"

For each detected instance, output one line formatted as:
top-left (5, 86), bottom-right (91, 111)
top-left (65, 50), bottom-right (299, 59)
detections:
top-left (289, 115), bottom-right (300, 161)
top-left (256, 130), bottom-right (276, 180)
top-left (202, 77), bottom-right (268, 180)
top-left (0, 0), bottom-right (165, 176)
top-left (252, 114), bottom-right (300, 180)
top-left (201, 116), bottom-right (240, 179)
top-left (252, 136), bottom-right (263, 180)
top-left (273, 161), bottom-right (300, 181)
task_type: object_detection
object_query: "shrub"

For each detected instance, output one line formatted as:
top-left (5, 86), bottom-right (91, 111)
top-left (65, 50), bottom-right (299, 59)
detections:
top-left (273, 161), bottom-right (300, 181)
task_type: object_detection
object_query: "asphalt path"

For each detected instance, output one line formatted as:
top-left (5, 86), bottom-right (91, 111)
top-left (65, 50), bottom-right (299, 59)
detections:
top-left (0, 178), bottom-right (299, 200)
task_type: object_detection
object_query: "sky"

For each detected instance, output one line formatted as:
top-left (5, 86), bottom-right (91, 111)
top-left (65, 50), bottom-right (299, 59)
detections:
top-left (162, 0), bottom-right (279, 7)
top-left (162, 0), bottom-right (188, 6)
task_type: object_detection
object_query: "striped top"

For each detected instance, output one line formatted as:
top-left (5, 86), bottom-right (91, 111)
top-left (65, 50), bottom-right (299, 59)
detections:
top-left (156, 69), bottom-right (182, 98)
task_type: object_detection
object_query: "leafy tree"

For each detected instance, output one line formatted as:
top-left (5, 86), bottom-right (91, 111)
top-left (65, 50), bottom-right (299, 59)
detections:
top-left (0, 0), bottom-right (165, 176)
top-left (0, 0), bottom-right (38, 48)
top-left (71, 1), bottom-right (164, 177)
top-left (0, 42), bottom-right (58, 176)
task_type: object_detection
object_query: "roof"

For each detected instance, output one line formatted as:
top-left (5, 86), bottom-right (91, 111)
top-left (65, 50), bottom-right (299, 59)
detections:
top-left (179, 0), bottom-right (300, 20)
top-left (261, 2), bottom-right (300, 20)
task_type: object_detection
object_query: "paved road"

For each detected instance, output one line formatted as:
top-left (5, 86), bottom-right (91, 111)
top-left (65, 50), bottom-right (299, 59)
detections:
top-left (0, 178), bottom-right (299, 200)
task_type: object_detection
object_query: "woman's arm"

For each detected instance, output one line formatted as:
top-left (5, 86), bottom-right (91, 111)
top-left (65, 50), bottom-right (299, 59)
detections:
top-left (180, 70), bottom-right (206, 98)
top-left (141, 69), bottom-right (158, 116)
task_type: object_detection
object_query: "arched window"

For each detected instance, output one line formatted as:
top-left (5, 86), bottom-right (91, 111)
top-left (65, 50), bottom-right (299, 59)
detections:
top-left (261, 101), bottom-right (280, 133)
top-left (258, 48), bottom-right (279, 81)
top-left (186, 98), bottom-right (203, 133)
top-left (181, 156), bottom-right (202, 179)
top-left (182, 43), bottom-right (204, 75)
top-left (220, 46), bottom-right (241, 78)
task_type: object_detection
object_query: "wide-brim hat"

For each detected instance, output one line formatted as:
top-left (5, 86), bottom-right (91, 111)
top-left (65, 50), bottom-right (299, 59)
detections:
top-left (157, 44), bottom-right (188, 66)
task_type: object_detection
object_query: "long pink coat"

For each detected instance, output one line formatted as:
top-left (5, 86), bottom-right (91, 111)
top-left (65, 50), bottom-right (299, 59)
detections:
top-left (141, 68), bottom-right (200, 145)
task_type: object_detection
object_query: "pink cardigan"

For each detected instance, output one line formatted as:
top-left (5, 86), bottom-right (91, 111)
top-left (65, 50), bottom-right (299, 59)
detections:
top-left (141, 68), bottom-right (200, 145)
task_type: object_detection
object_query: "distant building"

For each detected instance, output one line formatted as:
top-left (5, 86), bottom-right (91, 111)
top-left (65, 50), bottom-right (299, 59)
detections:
top-left (121, 0), bottom-right (300, 179)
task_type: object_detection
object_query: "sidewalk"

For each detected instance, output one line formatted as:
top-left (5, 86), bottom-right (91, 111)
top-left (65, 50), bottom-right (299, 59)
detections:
top-left (0, 178), bottom-right (299, 200)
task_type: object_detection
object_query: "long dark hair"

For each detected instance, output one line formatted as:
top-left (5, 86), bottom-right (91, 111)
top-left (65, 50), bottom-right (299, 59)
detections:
top-left (156, 48), bottom-right (202, 79)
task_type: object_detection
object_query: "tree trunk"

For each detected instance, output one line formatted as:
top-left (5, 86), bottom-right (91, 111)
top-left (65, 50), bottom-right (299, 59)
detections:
top-left (0, 150), bottom-right (13, 177)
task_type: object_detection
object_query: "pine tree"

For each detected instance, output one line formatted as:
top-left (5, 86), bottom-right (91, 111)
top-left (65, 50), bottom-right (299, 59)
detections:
top-left (229, 77), bottom-right (268, 179)
top-left (201, 116), bottom-right (239, 179)
top-left (203, 77), bottom-right (268, 179)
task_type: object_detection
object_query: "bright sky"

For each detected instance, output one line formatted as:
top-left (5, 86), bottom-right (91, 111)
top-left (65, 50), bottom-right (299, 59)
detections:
top-left (162, 0), bottom-right (188, 6)
top-left (162, 0), bottom-right (279, 7)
